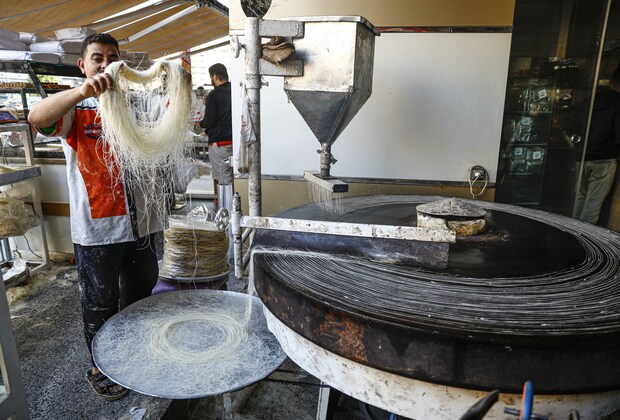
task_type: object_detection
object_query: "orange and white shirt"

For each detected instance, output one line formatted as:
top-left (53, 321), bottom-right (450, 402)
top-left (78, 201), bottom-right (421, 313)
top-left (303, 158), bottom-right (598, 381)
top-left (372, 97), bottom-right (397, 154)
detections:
top-left (38, 97), bottom-right (161, 246)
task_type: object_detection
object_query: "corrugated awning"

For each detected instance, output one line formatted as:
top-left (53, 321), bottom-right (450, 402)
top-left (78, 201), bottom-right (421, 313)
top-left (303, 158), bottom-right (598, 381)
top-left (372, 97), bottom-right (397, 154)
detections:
top-left (0, 0), bottom-right (229, 59)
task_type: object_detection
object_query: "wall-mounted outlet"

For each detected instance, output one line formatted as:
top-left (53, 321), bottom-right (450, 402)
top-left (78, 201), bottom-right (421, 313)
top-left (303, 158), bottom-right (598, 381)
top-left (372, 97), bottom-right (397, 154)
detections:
top-left (469, 165), bottom-right (487, 181)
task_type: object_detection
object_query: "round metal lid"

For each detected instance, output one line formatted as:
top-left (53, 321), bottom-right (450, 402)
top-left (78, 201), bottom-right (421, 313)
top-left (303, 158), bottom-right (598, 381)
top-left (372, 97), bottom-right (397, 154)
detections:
top-left (93, 290), bottom-right (286, 399)
top-left (416, 198), bottom-right (486, 218)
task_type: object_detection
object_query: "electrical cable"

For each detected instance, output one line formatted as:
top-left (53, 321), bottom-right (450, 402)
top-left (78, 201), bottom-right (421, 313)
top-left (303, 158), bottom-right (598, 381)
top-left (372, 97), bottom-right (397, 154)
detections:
top-left (20, 234), bottom-right (41, 259)
top-left (468, 174), bottom-right (488, 199)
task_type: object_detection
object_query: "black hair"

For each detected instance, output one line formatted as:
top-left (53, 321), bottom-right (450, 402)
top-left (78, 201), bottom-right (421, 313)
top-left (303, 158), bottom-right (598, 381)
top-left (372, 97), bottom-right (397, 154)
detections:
top-left (80, 33), bottom-right (120, 58)
top-left (208, 63), bottom-right (229, 81)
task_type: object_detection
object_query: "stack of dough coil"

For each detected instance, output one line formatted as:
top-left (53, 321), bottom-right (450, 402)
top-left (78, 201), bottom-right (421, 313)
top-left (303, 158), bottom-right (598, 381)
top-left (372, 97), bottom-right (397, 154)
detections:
top-left (161, 215), bottom-right (229, 280)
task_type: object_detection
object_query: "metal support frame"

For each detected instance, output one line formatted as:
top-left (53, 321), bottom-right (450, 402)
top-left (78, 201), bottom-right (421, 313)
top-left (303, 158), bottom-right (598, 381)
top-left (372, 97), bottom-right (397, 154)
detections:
top-left (88, 0), bottom-right (187, 31)
top-left (118, 5), bottom-right (199, 45)
top-left (231, 16), bottom-right (308, 277)
top-left (0, 272), bottom-right (29, 420)
top-left (23, 63), bottom-right (47, 99)
top-left (241, 216), bottom-right (456, 243)
top-left (231, 16), bottom-right (454, 279)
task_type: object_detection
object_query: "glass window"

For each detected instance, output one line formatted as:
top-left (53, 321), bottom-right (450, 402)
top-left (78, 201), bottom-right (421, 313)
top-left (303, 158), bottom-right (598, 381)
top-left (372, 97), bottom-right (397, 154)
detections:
top-left (496, 0), bottom-right (610, 217)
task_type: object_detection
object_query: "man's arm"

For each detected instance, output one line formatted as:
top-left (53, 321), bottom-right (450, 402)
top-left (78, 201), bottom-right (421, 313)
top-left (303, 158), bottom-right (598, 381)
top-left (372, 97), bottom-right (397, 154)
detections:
top-left (199, 92), bottom-right (218, 130)
top-left (28, 73), bottom-right (115, 128)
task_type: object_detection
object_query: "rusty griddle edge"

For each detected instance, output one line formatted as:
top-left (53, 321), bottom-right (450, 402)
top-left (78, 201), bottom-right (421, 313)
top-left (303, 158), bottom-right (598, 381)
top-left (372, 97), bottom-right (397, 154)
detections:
top-left (252, 260), bottom-right (620, 394)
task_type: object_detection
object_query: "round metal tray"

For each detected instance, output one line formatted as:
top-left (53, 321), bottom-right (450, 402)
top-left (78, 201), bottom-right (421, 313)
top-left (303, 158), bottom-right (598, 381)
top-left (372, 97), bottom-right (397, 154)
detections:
top-left (93, 290), bottom-right (286, 399)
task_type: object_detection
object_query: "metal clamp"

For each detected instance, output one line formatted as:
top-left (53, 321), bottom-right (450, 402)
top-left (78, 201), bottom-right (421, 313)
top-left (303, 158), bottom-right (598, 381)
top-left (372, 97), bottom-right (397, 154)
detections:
top-left (231, 35), bottom-right (243, 59)
top-left (215, 208), bottom-right (230, 231)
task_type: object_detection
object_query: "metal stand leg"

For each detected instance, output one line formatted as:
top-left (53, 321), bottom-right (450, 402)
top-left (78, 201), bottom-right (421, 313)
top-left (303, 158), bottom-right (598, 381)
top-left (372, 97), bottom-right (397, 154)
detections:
top-left (222, 393), bottom-right (234, 420)
top-left (316, 383), bottom-right (343, 420)
top-left (0, 274), bottom-right (29, 420)
top-left (316, 383), bottom-right (330, 420)
top-left (221, 384), bottom-right (258, 420)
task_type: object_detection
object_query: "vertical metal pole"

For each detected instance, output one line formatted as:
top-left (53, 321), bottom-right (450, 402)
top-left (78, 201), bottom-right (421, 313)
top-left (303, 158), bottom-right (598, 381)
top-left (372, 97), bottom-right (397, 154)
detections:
top-left (572, 0), bottom-right (612, 218)
top-left (315, 383), bottom-right (330, 420)
top-left (1, 238), bottom-right (10, 263)
top-left (232, 193), bottom-right (244, 278)
top-left (245, 17), bottom-right (262, 217)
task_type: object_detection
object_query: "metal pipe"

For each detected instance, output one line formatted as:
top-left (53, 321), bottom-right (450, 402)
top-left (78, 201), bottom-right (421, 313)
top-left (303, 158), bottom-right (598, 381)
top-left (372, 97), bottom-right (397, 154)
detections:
top-left (117, 5), bottom-right (199, 45)
top-left (319, 144), bottom-right (332, 178)
top-left (241, 226), bottom-right (252, 244)
top-left (243, 229), bottom-right (257, 274)
top-left (232, 193), bottom-right (244, 278)
top-left (242, 245), bottom-right (252, 271)
top-left (163, 38), bottom-right (229, 60)
top-left (245, 17), bottom-right (262, 217)
top-left (88, 0), bottom-right (185, 31)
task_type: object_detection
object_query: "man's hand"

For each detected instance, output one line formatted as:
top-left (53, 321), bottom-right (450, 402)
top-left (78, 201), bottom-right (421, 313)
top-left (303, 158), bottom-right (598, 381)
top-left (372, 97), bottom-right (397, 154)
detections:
top-left (29, 63), bottom-right (122, 129)
top-left (80, 72), bottom-right (115, 97)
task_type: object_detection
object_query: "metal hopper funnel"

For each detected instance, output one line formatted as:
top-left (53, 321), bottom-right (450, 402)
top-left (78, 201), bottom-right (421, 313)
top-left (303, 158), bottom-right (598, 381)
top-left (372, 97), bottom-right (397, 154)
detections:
top-left (284, 16), bottom-right (380, 181)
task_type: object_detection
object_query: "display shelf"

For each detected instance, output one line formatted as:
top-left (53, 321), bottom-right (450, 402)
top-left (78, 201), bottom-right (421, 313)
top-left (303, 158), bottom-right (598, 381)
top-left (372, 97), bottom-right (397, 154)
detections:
top-left (0, 123), bottom-right (49, 274)
top-left (0, 166), bottom-right (41, 186)
top-left (0, 87), bottom-right (70, 94)
top-left (0, 60), bottom-right (82, 78)
top-left (497, 66), bottom-right (556, 206)
top-left (506, 172), bottom-right (542, 176)
top-left (0, 63), bottom-right (82, 159)
top-left (504, 143), bottom-right (547, 147)
top-left (505, 110), bottom-right (553, 115)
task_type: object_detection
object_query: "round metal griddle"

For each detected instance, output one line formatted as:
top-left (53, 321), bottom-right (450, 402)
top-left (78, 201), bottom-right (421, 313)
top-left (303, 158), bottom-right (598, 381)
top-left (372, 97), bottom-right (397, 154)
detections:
top-left (92, 290), bottom-right (286, 399)
top-left (251, 195), bottom-right (620, 393)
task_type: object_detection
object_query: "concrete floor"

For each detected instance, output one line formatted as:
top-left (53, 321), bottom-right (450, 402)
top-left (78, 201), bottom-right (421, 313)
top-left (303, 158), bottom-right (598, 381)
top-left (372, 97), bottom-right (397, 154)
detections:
top-left (7, 259), bottom-right (620, 420)
top-left (6, 260), bottom-right (172, 419)
top-left (0, 195), bottom-right (371, 419)
top-left (3, 259), bottom-right (342, 420)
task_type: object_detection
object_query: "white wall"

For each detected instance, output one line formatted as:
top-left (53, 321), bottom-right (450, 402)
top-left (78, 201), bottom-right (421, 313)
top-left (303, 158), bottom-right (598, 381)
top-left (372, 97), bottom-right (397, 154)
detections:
top-left (18, 164), bottom-right (74, 255)
top-left (231, 32), bottom-right (511, 183)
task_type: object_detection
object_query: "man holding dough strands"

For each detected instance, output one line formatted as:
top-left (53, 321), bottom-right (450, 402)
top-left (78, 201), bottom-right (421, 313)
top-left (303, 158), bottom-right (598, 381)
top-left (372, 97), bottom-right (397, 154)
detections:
top-left (29, 33), bottom-right (161, 401)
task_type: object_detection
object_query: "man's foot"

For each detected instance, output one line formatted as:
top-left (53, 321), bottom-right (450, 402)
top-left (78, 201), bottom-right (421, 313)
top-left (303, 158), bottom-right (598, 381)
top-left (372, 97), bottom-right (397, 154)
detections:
top-left (85, 368), bottom-right (128, 401)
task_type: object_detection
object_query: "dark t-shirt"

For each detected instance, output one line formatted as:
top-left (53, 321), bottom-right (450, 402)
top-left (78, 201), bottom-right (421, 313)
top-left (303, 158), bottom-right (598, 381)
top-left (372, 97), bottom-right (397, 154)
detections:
top-left (199, 81), bottom-right (232, 143)
top-left (586, 89), bottom-right (620, 160)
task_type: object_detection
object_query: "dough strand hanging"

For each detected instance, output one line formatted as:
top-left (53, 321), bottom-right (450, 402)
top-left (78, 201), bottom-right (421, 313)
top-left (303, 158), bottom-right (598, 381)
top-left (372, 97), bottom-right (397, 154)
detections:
top-left (97, 60), bottom-right (193, 228)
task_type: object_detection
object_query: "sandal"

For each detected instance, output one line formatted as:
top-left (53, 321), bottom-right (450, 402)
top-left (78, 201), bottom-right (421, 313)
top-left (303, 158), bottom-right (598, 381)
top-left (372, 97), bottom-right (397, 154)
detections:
top-left (84, 369), bottom-right (129, 401)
